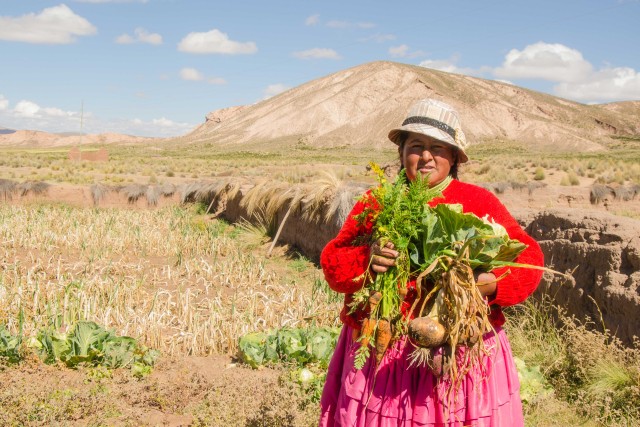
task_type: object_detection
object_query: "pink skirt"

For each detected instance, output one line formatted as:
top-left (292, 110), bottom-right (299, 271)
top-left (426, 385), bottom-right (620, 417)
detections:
top-left (319, 325), bottom-right (523, 427)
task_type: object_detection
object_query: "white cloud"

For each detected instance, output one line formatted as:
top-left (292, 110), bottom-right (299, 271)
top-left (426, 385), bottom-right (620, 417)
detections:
top-left (305, 14), bottom-right (320, 26)
top-left (14, 101), bottom-right (41, 118)
top-left (359, 33), bottom-right (396, 43)
top-left (554, 66), bottom-right (640, 102)
top-left (180, 68), bottom-right (226, 84)
top-left (116, 27), bottom-right (162, 45)
top-left (389, 44), bottom-right (425, 59)
top-left (180, 68), bottom-right (204, 81)
top-left (326, 20), bottom-right (375, 29)
top-left (494, 42), bottom-right (592, 82)
top-left (0, 4), bottom-right (96, 44)
top-left (292, 48), bottom-right (341, 60)
top-left (389, 44), bottom-right (409, 57)
top-left (178, 29), bottom-right (257, 54)
top-left (207, 77), bottom-right (226, 85)
top-left (418, 55), bottom-right (487, 77)
top-left (74, 0), bottom-right (149, 3)
top-left (0, 97), bottom-right (192, 137)
top-left (264, 84), bottom-right (290, 99)
top-left (491, 41), bottom-right (640, 102)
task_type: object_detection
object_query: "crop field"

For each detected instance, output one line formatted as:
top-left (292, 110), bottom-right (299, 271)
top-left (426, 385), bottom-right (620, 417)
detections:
top-left (1, 140), bottom-right (639, 426)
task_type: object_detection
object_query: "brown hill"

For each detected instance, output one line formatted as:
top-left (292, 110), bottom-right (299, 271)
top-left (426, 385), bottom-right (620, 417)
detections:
top-left (182, 61), bottom-right (640, 152)
top-left (0, 130), bottom-right (155, 147)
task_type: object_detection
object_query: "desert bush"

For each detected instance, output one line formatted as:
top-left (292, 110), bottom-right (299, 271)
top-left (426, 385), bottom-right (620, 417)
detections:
top-left (533, 167), bottom-right (545, 181)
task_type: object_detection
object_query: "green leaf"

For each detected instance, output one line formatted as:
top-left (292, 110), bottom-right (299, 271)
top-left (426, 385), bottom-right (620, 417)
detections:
top-left (102, 336), bottom-right (138, 368)
top-left (238, 332), bottom-right (268, 368)
top-left (277, 328), bottom-right (309, 364)
top-left (306, 327), bottom-right (338, 364)
top-left (63, 321), bottom-right (112, 367)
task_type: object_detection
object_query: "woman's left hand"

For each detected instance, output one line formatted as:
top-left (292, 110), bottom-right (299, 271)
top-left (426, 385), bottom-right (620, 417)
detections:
top-left (475, 272), bottom-right (497, 298)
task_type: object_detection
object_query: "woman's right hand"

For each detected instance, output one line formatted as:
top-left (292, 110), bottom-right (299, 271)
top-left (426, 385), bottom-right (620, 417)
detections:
top-left (369, 239), bottom-right (399, 274)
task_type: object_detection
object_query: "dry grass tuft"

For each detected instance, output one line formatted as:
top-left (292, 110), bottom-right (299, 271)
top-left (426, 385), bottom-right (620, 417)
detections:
top-left (146, 185), bottom-right (160, 206)
top-left (590, 184), bottom-right (614, 205)
top-left (16, 181), bottom-right (50, 197)
top-left (123, 183), bottom-right (148, 204)
top-left (90, 182), bottom-right (111, 206)
top-left (0, 178), bottom-right (17, 200)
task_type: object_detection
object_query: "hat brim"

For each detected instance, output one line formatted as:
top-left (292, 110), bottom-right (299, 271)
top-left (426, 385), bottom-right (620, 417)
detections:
top-left (388, 124), bottom-right (468, 163)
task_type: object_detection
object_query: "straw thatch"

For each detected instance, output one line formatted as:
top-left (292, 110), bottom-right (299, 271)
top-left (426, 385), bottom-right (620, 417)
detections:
top-left (16, 181), bottom-right (50, 197)
top-left (123, 184), bottom-right (148, 204)
top-left (0, 179), bottom-right (17, 200)
top-left (90, 183), bottom-right (111, 206)
top-left (146, 185), bottom-right (160, 207)
top-left (590, 184), bottom-right (614, 205)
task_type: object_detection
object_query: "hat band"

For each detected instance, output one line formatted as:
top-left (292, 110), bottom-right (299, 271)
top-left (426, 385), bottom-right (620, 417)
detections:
top-left (401, 116), bottom-right (456, 139)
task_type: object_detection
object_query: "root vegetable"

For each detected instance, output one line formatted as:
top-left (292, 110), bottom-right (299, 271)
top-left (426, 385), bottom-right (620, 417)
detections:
top-left (374, 318), bottom-right (392, 365)
top-left (408, 316), bottom-right (447, 348)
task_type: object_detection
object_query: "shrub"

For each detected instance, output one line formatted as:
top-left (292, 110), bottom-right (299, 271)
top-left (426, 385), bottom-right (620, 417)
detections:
top-left (534, 167), bottom-right (545, 181)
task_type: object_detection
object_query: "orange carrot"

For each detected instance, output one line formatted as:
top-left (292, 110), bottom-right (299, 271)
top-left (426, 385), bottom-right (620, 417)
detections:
top-left (359, 291), bottom-right (382, 348)
top-left (374, 318), bottom-right (392, 366)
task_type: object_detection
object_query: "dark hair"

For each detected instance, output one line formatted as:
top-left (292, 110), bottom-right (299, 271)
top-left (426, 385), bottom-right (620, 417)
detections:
top-left (396, 132), bottom-right (459, 179)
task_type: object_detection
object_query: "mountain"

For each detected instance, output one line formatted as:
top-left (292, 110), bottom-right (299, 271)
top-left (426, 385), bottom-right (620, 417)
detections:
top-left (0, 130), bottom-right (155, 147)
top-left (0, 126), bottom-right (16, 135)
top-left (182, 61), bottom-right (640, 152)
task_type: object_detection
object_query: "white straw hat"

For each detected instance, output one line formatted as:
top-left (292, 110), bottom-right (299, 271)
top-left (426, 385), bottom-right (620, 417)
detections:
top-left (388, 98), bottom-right (469, 163)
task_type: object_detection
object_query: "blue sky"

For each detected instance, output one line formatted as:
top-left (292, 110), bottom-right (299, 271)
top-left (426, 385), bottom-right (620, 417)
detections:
top-left (1, 0), bottom-right (639, 137)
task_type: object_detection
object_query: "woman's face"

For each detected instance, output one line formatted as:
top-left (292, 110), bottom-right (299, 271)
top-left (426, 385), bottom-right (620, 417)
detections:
top-left (401, 132), bottom-right (456, 186)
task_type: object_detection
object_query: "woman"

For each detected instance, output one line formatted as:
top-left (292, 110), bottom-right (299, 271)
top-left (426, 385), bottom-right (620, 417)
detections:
top-left (319, 99), bottom-right (544, 426)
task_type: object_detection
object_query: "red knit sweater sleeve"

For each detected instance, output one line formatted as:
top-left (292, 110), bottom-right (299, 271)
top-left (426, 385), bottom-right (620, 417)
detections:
top-left (440, 181), bottom-right (544, 308)
top-left (320, 193), bottom-right (374, 294)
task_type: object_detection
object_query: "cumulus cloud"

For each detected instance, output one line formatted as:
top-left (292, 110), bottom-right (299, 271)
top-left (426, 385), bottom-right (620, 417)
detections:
top-left (0, 95), bottom-right (191, 137)
top-left (494, 42), bottom-right (592, 82)
top-left (554, 66), bottom-right (640, 102)
top-left (326, 20), bottom-right (375, 29)
top-left (492, 41), bottom-right (640, 102)
top-left (178, 29), bottom-right (257, 54)
top-left (305, 14), bottom-right (320, 26)
top-left (292, 48), bottom-right (341, 60)
top-left (263, 84), bottom-right (290, 99)
top-left (0, 4), bottom-right (97, 44)
top-left (13, 101), bottom-right (41, 118)
top-left (180, 67), bottom-right (226, 84)
top-left (115, 28), bottom-right (162, 45)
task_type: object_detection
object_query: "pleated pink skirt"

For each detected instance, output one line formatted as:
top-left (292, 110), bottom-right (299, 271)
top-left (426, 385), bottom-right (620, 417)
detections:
top-left (319, 325), bottom-right (523, 427)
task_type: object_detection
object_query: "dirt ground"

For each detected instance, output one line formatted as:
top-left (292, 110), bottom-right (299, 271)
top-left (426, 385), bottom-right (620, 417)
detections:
top-left (1, 180), bottom-right (638, 427)
top-left (0, 353), bottom-right (319, 426)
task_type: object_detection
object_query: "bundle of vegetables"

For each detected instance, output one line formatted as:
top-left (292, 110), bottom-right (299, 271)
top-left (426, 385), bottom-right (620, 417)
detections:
top-left (350, 163), bottom-right (451, 369)
top-left (350, 163), bottom-right (544, 386)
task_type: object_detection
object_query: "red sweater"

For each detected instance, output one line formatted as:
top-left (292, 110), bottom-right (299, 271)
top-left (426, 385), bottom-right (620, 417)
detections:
top-left (320, 179), bottom-right (544, 330)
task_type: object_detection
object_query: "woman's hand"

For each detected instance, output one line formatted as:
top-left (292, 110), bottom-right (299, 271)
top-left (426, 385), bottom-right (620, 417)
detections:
top-left (475, 272), bottom-right (497, 297)
top-left (369, 239), bottom-right (398, 274)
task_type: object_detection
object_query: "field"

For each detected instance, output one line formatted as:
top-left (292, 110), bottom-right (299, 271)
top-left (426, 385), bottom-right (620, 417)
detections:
top-left (1, 139), bottom-right (640, 426)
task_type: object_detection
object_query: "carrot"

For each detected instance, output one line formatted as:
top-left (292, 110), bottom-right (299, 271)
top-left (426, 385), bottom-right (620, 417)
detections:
top-left (359, 291), bottom-right (382, 348)
top-left (374, 318), bottom-right (392, 366)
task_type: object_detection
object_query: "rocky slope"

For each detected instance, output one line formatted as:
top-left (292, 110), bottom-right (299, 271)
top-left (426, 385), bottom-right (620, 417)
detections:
top-left (0, 129), bottom-right (155, 147)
